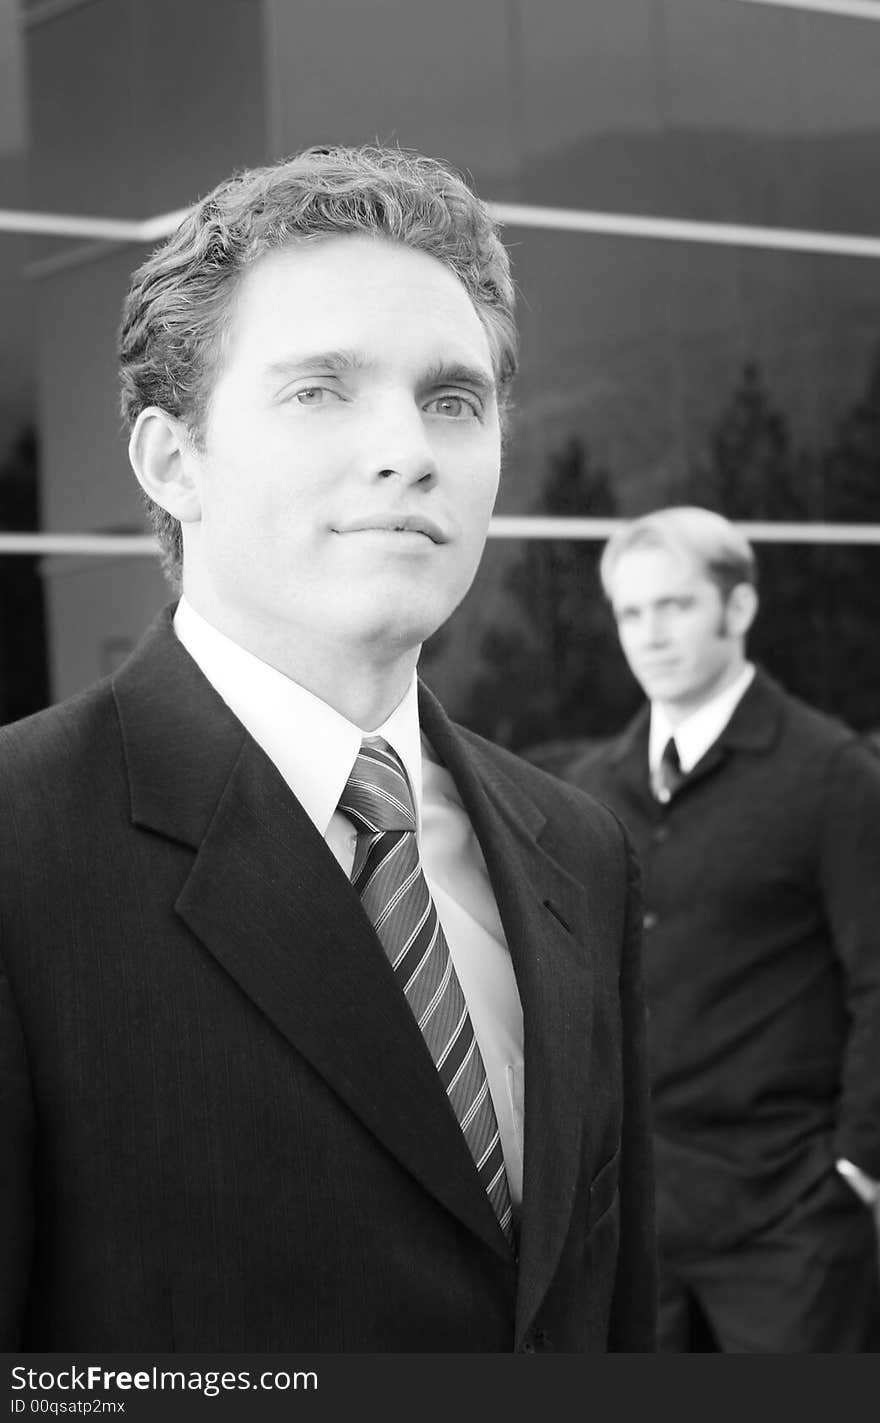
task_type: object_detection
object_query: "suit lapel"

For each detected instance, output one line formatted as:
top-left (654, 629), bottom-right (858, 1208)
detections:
top-left (113, 608), bottom-right (511, 1258)
top-left (419, 686), bottom-right (596, 1339)
top-left (665, 669), bottom-right (784, 795)
top-left (607, 704), bottom-right (654, 810)
top-left (608, 673), bottom-right (783, 801)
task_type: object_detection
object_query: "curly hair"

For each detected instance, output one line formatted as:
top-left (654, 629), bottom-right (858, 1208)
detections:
top-left (118, 144), bottom-right (518, 586)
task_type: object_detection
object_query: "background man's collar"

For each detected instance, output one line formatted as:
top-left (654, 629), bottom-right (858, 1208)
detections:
top-left (650, 663), bottom-right (755, 774)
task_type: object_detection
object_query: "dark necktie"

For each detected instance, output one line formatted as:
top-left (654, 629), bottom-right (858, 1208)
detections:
top-left (656, 736), bottom-right (683, 802)
top-left (338, 736), bottom-right (515, 1247)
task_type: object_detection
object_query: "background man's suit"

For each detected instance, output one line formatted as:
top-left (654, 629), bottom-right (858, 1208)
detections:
top-left (0, 607), bottom-right (655, 1352)
top-left (570, 669), bottom-right (880, 1349)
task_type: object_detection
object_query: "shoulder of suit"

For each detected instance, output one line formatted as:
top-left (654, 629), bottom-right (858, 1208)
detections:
top-left (452, 720), bottom-right (626, 834)
top-left (565, 735), bottom-right (622, 777)
top-left (558, 722), bottom-right (637, 793)
top-left (758, 672), bottom-right (864, 757)
top-left (0, 674), bottom-right (119, 790)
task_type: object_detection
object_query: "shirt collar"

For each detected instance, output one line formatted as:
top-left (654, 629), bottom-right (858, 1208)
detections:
top-left (173, 596), bottom-right (424, 835)
top-left (649, 662), bottom-right (755, 775)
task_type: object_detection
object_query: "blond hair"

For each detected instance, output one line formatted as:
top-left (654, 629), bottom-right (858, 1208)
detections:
top-left (600, 506), bottom-right (757, 600)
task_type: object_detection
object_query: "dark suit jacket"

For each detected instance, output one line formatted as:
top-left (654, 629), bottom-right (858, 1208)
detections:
top-left (0, 607), bottom-right (655, 1352)
top-left (569, 670), bottom-right (880, 1257)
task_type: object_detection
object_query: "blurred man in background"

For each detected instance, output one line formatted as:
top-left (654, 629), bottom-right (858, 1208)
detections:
top-left (0, 145), bottom-right (655, 1352)
top-left (570, 505), bottom-right (880, 1353)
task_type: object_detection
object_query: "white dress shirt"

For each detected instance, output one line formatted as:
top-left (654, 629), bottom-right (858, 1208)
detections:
top-left (173, 597), bottom-right (525, 1210)
top-left (648, 663), bottom-right (755, 791)
top-left (647, 659), bottom-right (878, 1203)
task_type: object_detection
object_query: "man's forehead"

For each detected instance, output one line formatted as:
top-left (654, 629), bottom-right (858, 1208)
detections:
top-left (225, 234), bottom-right (493, 366)
top-left (236, 231), bottom-right (471, 307)
top-left (611, 544), bottom-right (710, 599)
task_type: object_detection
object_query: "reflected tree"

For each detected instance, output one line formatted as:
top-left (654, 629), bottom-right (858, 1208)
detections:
top-left (684, 361), bottom-right (826, 703)
top-left (687, 355), bottom-right (880, 730)
top-left (692, 361), bottom-right (810, 521)
top-left (813, 350), bottom-right (880, 728)
top-left (821, 347), bottom-right (880, 523)
top-left (459, 435), bottom-right (638, 754)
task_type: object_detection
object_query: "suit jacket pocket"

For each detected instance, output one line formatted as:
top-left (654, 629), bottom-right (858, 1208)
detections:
top-left (588, 1144), bottom-right (621, 1229)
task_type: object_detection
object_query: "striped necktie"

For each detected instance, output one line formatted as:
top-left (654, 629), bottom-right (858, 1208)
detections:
top-left (339, 737), bottom-right (515, 1248)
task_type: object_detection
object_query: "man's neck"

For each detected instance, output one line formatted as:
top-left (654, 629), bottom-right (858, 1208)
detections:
top-left (317, 654), bottom-right (420, 731)
top-left (658, 658), bottom-right (750, 731)
top-left (179, 593), bottom-right (420, 730)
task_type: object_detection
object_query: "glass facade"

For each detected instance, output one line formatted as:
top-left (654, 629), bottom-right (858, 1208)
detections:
top-left (1, 0), bottom-right (879, 742)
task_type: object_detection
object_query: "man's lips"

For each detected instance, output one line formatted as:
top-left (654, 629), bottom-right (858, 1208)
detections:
top-left (333, 514), bottom-right (448, 543)
top-left (637, 660), bottom-right (679, 675)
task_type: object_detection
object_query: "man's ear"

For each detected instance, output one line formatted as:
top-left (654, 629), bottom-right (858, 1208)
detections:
top-left (726, 581), bottom-right (759, 638)
top-left (128, 407), bottom-right (202, 523)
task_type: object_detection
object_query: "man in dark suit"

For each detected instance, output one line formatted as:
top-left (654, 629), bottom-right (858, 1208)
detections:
top-left (569, 505), bottom-right (880, 1353)
top-left (0, 145), bottom-right (655, 1352)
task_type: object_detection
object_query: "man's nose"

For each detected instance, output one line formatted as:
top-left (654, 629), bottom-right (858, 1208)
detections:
top-left (641, 610), bottom-right (668, 646)
top-left (360, 397), bottom-right (438, 486)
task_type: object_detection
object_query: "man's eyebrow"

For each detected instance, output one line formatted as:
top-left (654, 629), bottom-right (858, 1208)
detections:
top-left (422, 360), bottom-right (496, 396)
top-left (262, 349), bottom-right (370, 381)
top-left (262, 350), bottom-right (497, 397)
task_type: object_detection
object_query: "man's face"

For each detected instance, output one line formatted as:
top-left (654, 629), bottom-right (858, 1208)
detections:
top-left (180, 233), bottom-right (501, 666)
top-left (606, 543), bottom-right (744, 712)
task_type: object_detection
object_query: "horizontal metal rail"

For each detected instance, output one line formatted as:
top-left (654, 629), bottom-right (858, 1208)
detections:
top-left (21, 0), bottom-right (103, 28)
top-left (2, 521), bottom-right (880, 557)
top-left (0, 534), bottom-right (158, 556)
top-left (488, 207), bottom-right (880, 260)
top-left (0, 208), bottom-right (190, 243)
top-left (736, 0), bottom-right (880, 20)
top-left (2, 204), bottom-right (880, 261)
top-left (489, 518), bottom-right (880, 543)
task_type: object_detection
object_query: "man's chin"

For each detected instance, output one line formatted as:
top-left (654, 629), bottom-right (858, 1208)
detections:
top-left (640, 674), bottom-right (686, 704)
top-left (345, 601), bottom-right (445, 656)
top-left (356, 582), bottom-right (468, 648)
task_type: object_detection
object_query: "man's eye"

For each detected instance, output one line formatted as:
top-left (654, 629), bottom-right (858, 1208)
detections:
top-left (425, 393), bottom-right (479, 419)
top-left (292, 386), bottom-right (338, 406)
